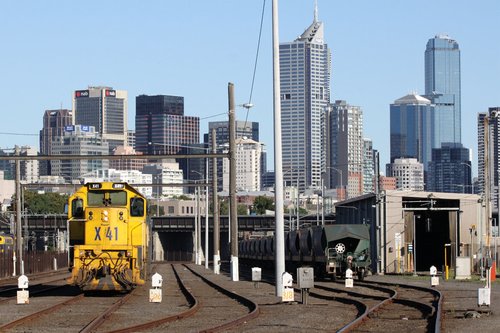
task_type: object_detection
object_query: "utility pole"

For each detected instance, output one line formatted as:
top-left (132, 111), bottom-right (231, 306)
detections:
top-left (484, 113), bottom-right (494, 288)
top-left (228, 82), bottom-right (239, 281)
top-left (212, 128), bottom-right (220, 274)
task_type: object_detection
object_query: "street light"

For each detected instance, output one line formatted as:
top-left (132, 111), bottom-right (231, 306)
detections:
top-left (460, 162), bottom-right (474, 194)
top-left (192, 170), bottom-right (209, 269)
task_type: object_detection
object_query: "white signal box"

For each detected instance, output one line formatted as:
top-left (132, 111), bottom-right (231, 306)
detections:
top-left (281, 272), bottom-right (294, 302)
top-left (150, 273), bottom-right (163, 303)
top-left (252, 267), bottom-right (262, 282)
top-left (297, 267), bottom-right (314, 289)
top-left (17, 275), bottom-right (29, 304)
top-left (345, 269), bottom-right (354, 288)
top-left (430, 266), bottom-right (439, 287)
top-left (152, 273), bottom-right (163, 288)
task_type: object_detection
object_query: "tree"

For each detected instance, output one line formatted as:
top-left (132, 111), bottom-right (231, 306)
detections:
top-left (12, 191), bottom-right (69, 214)
top-left (253, 196), bottom-right (275, 215)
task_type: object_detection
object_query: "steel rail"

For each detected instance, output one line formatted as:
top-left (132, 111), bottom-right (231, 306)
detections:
top-left (183, 264), bottom-right (260, 333)
top-left (0, 293), bottom-right (85, 330)
top-left (338, 279), bottom-right (442, 333)
top-left (104, 264), bottom-right (200, 333)
top-left (79, 291), bottom-right (136, 333)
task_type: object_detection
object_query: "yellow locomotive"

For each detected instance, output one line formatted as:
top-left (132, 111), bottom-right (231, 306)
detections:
top-left (67, 182), bottom-right (148, 291)
top-left (0, 233), bottom-right (14, 253)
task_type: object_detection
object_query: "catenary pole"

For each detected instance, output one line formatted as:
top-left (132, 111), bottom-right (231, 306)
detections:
top-left (205, 157), bottom-right (209, 269)
top-left (272, 0), bottom-right (285, 297)
top-left (228, 82), bottom-right (239, 281)
top-left (15, 146), bottom-right (23, 275)
top-left (212, 128), bottom-right (220, 274)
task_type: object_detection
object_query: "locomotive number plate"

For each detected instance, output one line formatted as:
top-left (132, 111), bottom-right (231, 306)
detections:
top-left (95, 226), bottom-right (119, 241)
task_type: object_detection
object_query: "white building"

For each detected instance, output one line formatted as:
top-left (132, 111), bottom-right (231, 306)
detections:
top-left (82, 169), bottom-right (153, 198)
top-left (143, 160), bottom-right (184, 198)
top-left (51, 125), bottom-right (109, 182)
top-left (387, 158), bottom-right (425, 191)
top-left (19, 146), bottom-right (39, 183)
top-left (0, 171), bottom-right (15, 211)
top-left (222, 137), bottom-right (263, 192)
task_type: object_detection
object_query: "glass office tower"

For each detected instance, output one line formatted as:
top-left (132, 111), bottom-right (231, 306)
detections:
top-left (424, 35), bottom-right (461, 146)
top-left (389, 93), bottom-right (434, 170)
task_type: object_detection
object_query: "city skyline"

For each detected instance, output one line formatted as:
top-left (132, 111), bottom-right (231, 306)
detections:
top-left (1, 1), bottom-right (498, 176)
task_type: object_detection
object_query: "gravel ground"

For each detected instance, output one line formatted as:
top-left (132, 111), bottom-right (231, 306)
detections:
top-left (187, 264), bottom-right (500, 332)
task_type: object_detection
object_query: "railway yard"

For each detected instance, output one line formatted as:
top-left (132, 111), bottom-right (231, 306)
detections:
top-left (0, 262), bottom-right (499, 332)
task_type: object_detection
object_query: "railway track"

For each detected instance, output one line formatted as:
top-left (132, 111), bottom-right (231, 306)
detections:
top-left (233, 261), bottom-right (442, 332)
top-left (0, 263), bottom-right (259, 332)
top-left (318, 279), bottom-right (441, 332)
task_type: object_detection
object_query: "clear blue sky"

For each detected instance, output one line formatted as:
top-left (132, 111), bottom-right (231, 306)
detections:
top-left (1, 0), bottom-right (499, 176)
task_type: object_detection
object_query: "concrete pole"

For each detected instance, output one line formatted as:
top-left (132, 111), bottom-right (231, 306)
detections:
top-left (15, 146), bottom-right (23, 275)
top-left (484, 114), bottom-right (492, 287)
top-left (205, 157), bottom-right (209, 269)
top-left (212, 128), bottom-right (220, 274)
top-left (194, 187), bottom-right (198, 264)
top-left (272, 0), bottom-right (285, 297)
top-left (197, 185), bottom-right (202, 265)
top-left (228, 82), bottom-right (239, 281)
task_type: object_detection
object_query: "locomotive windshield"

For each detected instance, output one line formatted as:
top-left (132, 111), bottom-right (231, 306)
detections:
top-left (87, 190), bottom-right (127, 206)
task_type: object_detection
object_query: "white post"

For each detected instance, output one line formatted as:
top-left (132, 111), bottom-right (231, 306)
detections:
top-left (272, 0), bottom-right (285, 297)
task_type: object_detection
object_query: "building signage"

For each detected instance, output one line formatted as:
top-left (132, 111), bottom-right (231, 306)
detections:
top-left (81, 125), bottom-right (90, 132)
top-left (65, 125), bottom-right (75, 132)
top-left (75, 90), bottom-right (89, 98)
top-left (105, 90), bottom-right (116, 97)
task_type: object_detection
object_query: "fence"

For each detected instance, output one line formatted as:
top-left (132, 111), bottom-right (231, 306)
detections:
top-left (0, 250), bottom-right (68, 278)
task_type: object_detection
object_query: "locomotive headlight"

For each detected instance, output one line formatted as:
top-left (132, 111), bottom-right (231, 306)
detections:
top-left (88, 211), bottom-right (93, 220)
top-left (126, 251), bottom-right (132, 257)
top-left (119, 211), bottom-right (124, 221)
top-left (102, 210), bottom-right (109, 222)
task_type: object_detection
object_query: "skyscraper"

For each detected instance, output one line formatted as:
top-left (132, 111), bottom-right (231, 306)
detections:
top-left (389, 93), bottom-right (434, 168)
top-left (329, 100), bottom-right (364, 199)
top-left (39, 109), bottom-right (73, 175)
top-left (478, 109), bottom-right (500, 214)
top-left (424, 35), bottom-right (461, 147)
top-left (72, 86), bottom-right (128, 153)
top-left (427, 143), bottom-right (471, 193)
top-left (135, 95), bottom-right (199, 156)
top-left (280, 4), bottom-right (331, 191)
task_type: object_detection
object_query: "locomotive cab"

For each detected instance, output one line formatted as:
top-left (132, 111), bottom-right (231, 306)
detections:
top-left (68, 182), bottom-right (148, 291)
